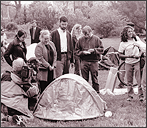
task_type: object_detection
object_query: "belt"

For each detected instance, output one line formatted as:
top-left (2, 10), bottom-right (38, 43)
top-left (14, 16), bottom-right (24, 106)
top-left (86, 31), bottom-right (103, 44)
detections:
top-left (61, 52), bottom-right (67, 54)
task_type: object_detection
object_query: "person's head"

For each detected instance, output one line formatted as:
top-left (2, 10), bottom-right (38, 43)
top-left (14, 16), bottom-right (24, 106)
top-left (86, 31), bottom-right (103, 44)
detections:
top-left (59, 16), bottom-right (68, 31)
top-left (82, 26), bottom-right (93, 39)
top-left (39, 29), bottom-right (50, 44)
top-left (71, 24), bottom-right (82, 37)
top-left (16, 30), bottom-right (27, 42)
top-left (12, 57), bottom-right (27, 77)
top-left (121, 26), bottom-right (134, 42)
top-left (32, 20), bottom-right (37, 28)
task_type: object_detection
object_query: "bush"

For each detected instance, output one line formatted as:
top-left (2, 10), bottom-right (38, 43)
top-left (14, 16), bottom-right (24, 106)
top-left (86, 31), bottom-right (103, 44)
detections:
top-left (5, 31), bottom-right (16, 39)
top-left (97, 21), bottom-right (115, 38)
top-left (6, 22), bottom-right (18, 31)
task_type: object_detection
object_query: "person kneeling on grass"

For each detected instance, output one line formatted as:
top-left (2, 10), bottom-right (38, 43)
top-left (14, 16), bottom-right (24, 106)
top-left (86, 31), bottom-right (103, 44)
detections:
top-left (1, 58), bottom-right (39, 126)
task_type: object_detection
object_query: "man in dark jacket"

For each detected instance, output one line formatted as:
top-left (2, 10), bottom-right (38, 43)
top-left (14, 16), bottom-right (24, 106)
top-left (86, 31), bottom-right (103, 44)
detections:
top-left (50, 16), bottom-right (74, 78)
top-left (30, 20), bottom-right (41, 44)
top-left (75, 26), bottom-right (104, 93)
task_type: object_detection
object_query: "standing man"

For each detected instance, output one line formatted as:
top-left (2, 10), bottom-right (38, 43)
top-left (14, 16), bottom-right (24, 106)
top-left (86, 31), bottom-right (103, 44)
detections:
top-left (30, 20), bottom-right (41, 44)
top-left (75, 26), bottom-right (104, 93)
top-left (50, 16), bottom-right (74, 78)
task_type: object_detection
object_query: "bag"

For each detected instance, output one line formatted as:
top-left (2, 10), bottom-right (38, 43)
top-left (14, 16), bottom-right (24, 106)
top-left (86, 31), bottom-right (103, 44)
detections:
top-left (105, 67), bottom-right (118, 92)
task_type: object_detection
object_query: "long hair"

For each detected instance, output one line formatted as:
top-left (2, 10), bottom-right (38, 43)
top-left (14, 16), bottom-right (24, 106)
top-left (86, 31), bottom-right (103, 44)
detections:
top-left (71, 24), bottom-right (83, 40)
top-left (121, 26), bottom-right (133, 42)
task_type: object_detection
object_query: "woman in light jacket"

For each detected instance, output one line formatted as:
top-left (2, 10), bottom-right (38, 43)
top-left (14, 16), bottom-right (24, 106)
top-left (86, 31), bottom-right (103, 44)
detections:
top-left (35, 29), bottom-right (57, 93)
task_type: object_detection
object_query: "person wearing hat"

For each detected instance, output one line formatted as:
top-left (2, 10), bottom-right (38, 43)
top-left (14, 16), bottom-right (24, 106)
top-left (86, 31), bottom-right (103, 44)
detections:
top-left (30, 20), bottom-right (41, 44)
top-left (4, 30), bottom-right (27, 67)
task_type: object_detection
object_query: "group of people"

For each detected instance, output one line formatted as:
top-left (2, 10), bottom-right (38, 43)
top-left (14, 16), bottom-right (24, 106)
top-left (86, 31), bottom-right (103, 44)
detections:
top-left (1, 15), bottom-right (146, 124)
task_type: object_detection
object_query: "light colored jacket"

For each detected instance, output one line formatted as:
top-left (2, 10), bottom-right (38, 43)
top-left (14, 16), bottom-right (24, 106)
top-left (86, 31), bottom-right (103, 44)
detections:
top-left (1, 73), bottom-right (33, 117)
top-left (35, 41), bottom-right (57, 81)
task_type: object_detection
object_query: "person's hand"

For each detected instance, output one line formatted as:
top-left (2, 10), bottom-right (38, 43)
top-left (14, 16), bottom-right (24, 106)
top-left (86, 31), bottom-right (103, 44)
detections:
top-left (49, 66), bottom-right (54, 71)
top-left (129, 55), bottom-right (140, 59)
top-left (70, 63), bottom-right (74, 68)
top-left (88, 49), bottom-right (94, 53)
top-left (83, 51), bottom-right (91, 55)
top-left (133, 55), bottom-right (140, 59)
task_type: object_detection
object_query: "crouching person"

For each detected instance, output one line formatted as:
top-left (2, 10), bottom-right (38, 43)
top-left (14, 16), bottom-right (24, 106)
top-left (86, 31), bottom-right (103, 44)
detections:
top-left (1, 58), bottom-right (39, 126)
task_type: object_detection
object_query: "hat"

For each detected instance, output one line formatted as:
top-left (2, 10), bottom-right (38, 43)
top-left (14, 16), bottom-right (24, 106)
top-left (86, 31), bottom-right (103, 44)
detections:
top-left (12, 58), bottom-right (27, 71)
top-left (127, 22), bottom-right (134, 27)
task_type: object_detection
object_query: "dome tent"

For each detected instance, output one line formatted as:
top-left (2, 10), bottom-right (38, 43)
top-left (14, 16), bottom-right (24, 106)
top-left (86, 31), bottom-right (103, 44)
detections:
top-left (33, 74), bottom-right (107, 120)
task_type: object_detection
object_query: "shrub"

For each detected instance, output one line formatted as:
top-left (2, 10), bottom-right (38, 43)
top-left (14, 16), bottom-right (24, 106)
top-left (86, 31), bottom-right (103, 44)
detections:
top-left (6, 22), bottom-right (18, 31)
top-left (5, 31), bottom-right (16, 39)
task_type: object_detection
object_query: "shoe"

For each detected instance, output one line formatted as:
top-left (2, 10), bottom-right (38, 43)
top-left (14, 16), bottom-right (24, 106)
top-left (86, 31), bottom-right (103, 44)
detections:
top-left (139, 95), bottom-right (144, 102)
top-left (2, 115), bottom-right (9, 121)
top-left (133, 84), bottom-right (138, 87)
top-left (12, 115), bottom-right (26, 127)
top-left (118, 83), bottom-right (124, 88)
top-left (97, 91), bottom-right (100, 94)
top-left (127, 96), bottom-right (133, 101)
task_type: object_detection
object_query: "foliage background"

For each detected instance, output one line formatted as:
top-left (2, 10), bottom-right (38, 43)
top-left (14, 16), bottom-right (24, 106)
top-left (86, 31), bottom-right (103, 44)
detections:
top-left (1, 1), bottom-right (146, 38)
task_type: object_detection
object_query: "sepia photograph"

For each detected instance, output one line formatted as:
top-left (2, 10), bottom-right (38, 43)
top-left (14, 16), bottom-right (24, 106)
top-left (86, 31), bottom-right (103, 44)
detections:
top-left (1, 1), bottom-right (146, 127)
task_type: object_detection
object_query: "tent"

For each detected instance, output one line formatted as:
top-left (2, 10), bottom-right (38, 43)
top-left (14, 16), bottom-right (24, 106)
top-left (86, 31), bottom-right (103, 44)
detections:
top-left (33, 74), bottom-right (107, 120)
top-left (98, 46), bottom-right (120, 70)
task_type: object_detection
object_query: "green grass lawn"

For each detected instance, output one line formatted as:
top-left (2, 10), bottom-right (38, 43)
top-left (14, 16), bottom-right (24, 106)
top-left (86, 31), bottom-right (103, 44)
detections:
top-left (1, 36), bottom-right (146, 127)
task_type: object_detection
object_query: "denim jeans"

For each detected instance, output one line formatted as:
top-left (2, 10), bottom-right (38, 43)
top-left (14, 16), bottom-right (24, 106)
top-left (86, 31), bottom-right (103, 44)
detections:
top-left (125, 61), bottom-right (143, 97)
top-left (55, 54), bottom-right (70, 78)
top-left (81, 60), bottom-right (99, 92)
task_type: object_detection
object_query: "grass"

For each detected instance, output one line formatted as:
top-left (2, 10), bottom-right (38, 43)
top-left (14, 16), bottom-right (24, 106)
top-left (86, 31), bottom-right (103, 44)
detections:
top-left (1, 36), bottom-right (146, 127)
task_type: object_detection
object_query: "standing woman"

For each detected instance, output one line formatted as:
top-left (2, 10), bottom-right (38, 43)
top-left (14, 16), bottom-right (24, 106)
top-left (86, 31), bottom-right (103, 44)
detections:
top-left (4, 30), bottom-right (27, 67)
top-left (35, 30), bottom-right (57, 94)
top-left (71, 24), bottom-right (83, 75)
top-left (118, 26), bottom-right (144, 101)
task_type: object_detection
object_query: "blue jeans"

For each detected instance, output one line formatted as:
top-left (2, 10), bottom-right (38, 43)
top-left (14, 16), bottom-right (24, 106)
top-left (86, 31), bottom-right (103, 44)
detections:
top-left (81, 60), bottom-right (99, 92)
top-left (55, 54), bottom-right (70, 78)
top-left (125, 61), bottom-right (143, 97)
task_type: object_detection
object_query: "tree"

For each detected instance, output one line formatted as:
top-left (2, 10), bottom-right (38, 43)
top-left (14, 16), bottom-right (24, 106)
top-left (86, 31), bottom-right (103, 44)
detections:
top-left (1, 1), bottom-right (22, 19)
top-left (109, 1), bottom-right (146, 33)
top-left (28, 1), bottom-right (59, 30)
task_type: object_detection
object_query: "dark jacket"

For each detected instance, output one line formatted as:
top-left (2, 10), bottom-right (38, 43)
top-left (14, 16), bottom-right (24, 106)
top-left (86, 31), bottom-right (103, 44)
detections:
top-left (75, 35), bottom-right (104, 61)
top-left (50, 29), bottom-right (73, 63)
top-left (30, 27), bottom-right (41, 44)
top-left (4, 38), bottom-right (27, 66)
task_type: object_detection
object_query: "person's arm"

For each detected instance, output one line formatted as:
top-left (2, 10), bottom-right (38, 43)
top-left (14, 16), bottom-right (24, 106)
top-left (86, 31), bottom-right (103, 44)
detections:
top-left (4, 42), bottom-right (14, 66)
top-left (88, 38), bottom-right (104, 55)
top-left (118, 52), bottom-right (135, 59)
top-left (35, 44), bottom-right (51, 69)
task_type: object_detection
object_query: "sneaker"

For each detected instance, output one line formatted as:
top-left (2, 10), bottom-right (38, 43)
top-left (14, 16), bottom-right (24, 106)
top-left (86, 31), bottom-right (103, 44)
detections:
top-left (118, 83), bottom-right (124, 88)
top-left (12, 115), bottom-right (26, 127)
top-left (127, 96), bottom-right (133, 101)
